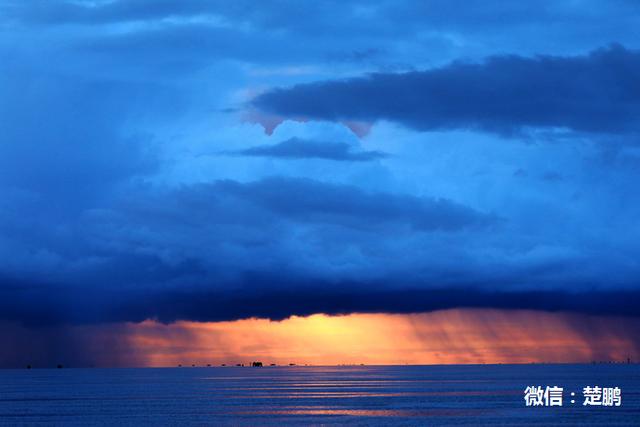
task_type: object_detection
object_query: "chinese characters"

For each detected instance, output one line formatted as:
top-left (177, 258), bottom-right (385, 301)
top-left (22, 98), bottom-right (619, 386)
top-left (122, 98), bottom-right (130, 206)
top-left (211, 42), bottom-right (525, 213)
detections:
top-left (524, 386), bottom-right (564, 406)
top-left (583, 386), bottom-right (622, 406)
top-left (524, 386), bottom-right (621, 407)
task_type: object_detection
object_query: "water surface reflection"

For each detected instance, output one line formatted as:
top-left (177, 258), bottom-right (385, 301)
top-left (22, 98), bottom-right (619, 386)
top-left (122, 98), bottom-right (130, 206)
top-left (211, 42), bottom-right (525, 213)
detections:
top-left (0, 365), bottom-right (638, 425)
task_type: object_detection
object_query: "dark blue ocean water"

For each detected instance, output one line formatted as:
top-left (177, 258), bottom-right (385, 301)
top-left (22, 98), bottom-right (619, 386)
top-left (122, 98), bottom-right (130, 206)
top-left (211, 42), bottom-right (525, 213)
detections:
top-left (0, 364), bottom-right (638, 426)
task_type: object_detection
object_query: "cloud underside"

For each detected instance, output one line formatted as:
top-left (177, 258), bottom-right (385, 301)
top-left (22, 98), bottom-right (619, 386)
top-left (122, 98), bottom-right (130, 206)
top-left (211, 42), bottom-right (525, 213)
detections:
top-left (2, 278), bottom-right (639, 326)
top-left (2, 1), bottom-right (640, 333)
top-left (254, 45), bottom-right (640, 135)
top-left (1, 175), bottom-right (638, 325)
top-left (231, 137), bottom-right (388, 161)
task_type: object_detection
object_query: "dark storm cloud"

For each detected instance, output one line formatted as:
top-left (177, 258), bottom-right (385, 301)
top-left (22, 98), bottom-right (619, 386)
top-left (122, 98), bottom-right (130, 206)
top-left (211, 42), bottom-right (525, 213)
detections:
top-left (254, 45), bottom-right (640, 135)
top-left (1, 173), bottom-right (640, 327)
top-left (230, 137), bottom-right (388, 161)
top-left (211, 177), bottom-right (494, 231)
top-left (93, 177), bottom-right (494, 245)
top-left (0, 176), bottom-right (503, 327)
top-left (128, 286), bottom-right (640, 322)
top-left (2, 273), bottom-right (640, 326)
top-left (2, 0), bottom-right (640, 355)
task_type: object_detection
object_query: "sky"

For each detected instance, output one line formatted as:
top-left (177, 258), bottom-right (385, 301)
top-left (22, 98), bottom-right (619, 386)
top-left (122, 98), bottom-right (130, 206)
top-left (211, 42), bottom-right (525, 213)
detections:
top-left (1, 0), bottom-right (640, 367)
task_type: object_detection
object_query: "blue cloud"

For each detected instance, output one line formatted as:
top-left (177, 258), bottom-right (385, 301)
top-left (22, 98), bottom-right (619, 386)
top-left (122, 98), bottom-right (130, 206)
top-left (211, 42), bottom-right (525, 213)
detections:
top-left (254, 45), bottom-right (640, 136)
top-left (3, 274), bottom-right (640, 326)
top-left (2, 0), bottom-right (640, 341)
top-left (3, 171), bottom-right (640, 326)
top-left (229, 137), bottom-right (388, 162)
top-left (213, 177), bottom-right (495, 231)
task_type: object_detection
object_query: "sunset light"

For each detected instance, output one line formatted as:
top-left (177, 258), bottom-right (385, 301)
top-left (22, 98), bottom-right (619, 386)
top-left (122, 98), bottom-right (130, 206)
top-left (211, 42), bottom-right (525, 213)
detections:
top-left (2, 1), bottom-right (639, 424)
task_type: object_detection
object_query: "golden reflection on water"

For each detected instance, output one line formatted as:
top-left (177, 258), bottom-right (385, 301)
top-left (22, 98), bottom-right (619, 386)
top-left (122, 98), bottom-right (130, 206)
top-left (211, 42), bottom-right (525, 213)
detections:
top-left (219, 390), bottom-right (517, 399)
top-left (234, 408), bottom-right (487, 417)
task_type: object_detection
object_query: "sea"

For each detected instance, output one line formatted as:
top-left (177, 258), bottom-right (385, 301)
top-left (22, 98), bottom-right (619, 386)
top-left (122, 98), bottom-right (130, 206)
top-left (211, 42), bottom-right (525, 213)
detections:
top-left (0, 364), bottom-right (638, 426)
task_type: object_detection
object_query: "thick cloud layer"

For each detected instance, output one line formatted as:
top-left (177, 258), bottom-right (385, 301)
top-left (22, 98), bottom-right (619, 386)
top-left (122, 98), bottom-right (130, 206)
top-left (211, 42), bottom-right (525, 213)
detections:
top-left (1, 1), bottom-right (640, 334)
top-left (2, 173), bottom-right (640, 325)
top-left (254, 45), bottom-right (640, 135)
top-left (3, 274), bottom-right (640, 327)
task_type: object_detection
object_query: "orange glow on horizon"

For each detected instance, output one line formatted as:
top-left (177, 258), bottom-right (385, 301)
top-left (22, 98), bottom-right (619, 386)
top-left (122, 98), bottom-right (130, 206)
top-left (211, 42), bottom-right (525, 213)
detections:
top-left (122, 309), bottom-right (639, 367)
